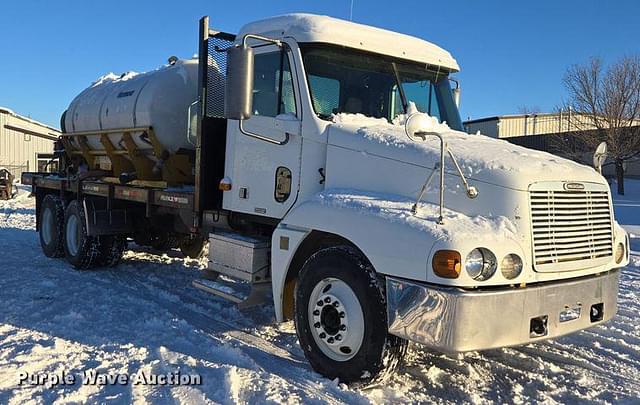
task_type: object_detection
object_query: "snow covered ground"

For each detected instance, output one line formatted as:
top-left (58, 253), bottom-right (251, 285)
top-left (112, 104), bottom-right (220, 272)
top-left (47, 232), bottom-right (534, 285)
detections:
top-left (0, 183), bottom-right (638, 404)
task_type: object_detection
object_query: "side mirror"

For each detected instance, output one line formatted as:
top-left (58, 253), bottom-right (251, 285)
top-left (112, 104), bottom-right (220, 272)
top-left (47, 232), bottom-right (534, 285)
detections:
top-left (405, 112), bottom-right (436, 141)
top-left (452, 87), bottom-right (461, 108)
top-left (593, 141), bottom-right (608, 174)
top-left (225, 45), bottom-right (254, 120)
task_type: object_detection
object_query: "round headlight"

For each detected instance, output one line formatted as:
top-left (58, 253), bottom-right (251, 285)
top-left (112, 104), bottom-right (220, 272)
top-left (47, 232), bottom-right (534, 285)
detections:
top-left (501, 254), bottom-right (523, 280)
top-left (615, 243), bottom-right (625, 264)
top-left (465, 248), bottom-right (497, 281)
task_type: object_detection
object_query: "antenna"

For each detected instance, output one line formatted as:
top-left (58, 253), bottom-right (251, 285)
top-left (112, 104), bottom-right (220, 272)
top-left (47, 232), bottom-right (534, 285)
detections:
top-left (349, 0), bottom-right (354, 21)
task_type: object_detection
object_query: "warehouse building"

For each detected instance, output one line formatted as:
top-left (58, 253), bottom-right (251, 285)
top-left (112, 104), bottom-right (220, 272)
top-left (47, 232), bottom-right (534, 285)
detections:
top-left (463, 111), bottom-right (601, 139)
top-left (464, 112), bottom-right (640, 177)
top-left (0, 107), bottom-right (60, 179)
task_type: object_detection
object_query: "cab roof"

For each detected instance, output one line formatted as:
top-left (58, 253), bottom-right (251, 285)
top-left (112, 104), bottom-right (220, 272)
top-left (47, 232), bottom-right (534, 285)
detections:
top-left (237, 14), bottom-right (459, 72)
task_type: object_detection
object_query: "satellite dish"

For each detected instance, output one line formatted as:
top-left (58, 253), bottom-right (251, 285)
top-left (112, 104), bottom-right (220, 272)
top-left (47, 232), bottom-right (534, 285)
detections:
top-left (593, 142), bottom-right (608, 174)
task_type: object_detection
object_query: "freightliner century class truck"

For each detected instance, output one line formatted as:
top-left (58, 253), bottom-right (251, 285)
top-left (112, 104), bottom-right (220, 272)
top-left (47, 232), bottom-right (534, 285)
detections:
top-left (23, 14), bottom-right (629, 382)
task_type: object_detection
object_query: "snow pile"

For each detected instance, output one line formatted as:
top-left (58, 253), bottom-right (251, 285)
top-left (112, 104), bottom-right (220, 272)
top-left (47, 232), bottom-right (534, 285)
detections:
top-left (91, 71), bottom-right (139, 87)
top-left (316, 189), bottom-right (517, 243)
top-left (332, 112), bottom-right (388, 126)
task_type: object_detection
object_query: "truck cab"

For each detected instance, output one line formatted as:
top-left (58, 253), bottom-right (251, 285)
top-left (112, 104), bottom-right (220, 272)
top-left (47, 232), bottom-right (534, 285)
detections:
top-left (27, 13), bottom-right (629, 383)
top-left (211, 14), bottom-right (628, 381)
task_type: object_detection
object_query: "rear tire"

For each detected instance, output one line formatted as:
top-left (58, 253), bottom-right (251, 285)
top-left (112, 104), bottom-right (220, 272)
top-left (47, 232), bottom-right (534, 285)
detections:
top-left (39, 194), bottom-right (65, 258)
top-left (180, 236), bottom-right (208, 259)
top-left (150, 234), bottom-right (179, 252)
top-left (98, 235), bottom-right (127, 267)
top-left (294, 245), bottom-right (407, 383)
top-left (63, 199), bottom-right (101, 269)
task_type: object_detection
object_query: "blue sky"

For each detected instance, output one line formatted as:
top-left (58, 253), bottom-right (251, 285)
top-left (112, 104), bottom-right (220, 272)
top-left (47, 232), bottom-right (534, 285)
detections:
top-left (0, 0), bottom-right (638, 128)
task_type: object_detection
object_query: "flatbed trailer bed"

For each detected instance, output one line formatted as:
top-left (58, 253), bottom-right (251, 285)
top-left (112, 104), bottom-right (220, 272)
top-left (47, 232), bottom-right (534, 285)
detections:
top-left (22, 172), bottom-right (195, 212)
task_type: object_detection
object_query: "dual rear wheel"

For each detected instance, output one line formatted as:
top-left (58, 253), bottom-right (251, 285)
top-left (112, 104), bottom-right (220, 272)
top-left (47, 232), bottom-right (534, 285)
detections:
top-left (39, 196), bottom-right (126, 269)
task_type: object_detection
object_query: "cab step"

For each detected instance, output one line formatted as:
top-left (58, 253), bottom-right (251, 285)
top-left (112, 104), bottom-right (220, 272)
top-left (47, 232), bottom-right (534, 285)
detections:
top-left (192, 278), bottom-right (271, 308)
top-left (193, 231), bottom-right (272, 308)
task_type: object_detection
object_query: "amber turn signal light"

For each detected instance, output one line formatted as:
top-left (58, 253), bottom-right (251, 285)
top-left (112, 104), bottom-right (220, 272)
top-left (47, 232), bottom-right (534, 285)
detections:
top-left (432, 250), bottom-right (461, 278)
top-left (219, 179), bottom-right (232, 191)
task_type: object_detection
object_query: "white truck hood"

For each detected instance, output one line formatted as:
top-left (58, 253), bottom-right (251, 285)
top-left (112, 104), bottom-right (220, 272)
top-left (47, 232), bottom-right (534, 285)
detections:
top-left (327, 114), bottom-right (605, 191)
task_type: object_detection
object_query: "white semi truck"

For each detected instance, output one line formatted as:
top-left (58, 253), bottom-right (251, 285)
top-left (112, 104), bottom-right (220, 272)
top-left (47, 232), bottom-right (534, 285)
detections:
top-left (24, 14), bottom-right (629, 382)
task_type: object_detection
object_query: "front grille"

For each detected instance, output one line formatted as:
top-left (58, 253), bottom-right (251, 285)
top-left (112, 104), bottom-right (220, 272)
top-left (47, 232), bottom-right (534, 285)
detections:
top-left (530, 186), bottom-right (613, 271)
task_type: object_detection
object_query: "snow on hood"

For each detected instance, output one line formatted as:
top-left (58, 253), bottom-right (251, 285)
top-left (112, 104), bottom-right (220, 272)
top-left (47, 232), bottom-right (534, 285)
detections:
top-left (316, 189), bottom-right (518, 243)
top-left (328, 113), bottom-right (604, 190)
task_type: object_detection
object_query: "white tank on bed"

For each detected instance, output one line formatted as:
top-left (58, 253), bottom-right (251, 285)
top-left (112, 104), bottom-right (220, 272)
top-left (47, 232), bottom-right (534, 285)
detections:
top-left (64, 58), bottom-right (200, 154)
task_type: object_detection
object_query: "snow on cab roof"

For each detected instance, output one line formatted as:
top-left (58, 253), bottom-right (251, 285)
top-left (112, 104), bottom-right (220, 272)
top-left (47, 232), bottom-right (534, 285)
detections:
top-left (237, 14), bottom-right (459, 72)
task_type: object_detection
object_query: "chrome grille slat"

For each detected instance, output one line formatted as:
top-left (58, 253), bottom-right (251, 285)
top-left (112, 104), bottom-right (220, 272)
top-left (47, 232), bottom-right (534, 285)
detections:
top-left (529, 186), bottom-right (613, 271)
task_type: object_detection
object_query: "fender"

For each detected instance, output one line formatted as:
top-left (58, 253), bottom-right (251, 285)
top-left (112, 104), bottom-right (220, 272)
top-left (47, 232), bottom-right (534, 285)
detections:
top-left (271, 195), bottom-right (435, 322)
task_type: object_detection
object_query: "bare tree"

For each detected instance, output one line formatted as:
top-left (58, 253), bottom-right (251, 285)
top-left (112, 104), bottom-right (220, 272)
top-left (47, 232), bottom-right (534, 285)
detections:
top-left (559, 56), bottom-right (640, 195)
top-left (517, 105), bottom-right (542, 115)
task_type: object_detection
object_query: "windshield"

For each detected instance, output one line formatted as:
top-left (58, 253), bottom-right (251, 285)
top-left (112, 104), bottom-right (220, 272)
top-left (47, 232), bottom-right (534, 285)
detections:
top-left (300, 44), bottom-right (463, 130)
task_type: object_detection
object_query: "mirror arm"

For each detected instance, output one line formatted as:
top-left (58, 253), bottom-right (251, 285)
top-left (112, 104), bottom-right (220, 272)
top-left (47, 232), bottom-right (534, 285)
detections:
top-left (412, 131), bottom-right (445, 224)
top-left (446, 148), bottom-right (478, 199)
top-left (239, 120), bottom-right (290, 145)
top-left (242, 34), bottom-right (282, 48)
top-left (411, 131), bottom-right (479, 223)
top-left (215, 34), bottom-right (283, 53)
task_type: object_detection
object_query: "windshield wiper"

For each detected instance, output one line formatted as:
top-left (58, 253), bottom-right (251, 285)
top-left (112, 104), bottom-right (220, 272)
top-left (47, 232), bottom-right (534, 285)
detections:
top-left (391, 62), bottom-right (409, 114)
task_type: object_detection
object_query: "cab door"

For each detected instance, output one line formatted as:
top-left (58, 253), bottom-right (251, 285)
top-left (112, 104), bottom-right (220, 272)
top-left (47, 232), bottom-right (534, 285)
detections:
top-left (223, 44), bottom-right (302, 219)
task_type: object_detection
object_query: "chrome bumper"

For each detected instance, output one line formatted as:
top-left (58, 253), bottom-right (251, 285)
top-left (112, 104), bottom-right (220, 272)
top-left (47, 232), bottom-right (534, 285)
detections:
top-left (386, 270), bottom-right (619, 352)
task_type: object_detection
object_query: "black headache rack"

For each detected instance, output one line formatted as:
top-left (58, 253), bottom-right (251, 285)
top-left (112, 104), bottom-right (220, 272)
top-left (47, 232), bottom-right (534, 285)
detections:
top-left (194, 17), bottom-right (235, 215)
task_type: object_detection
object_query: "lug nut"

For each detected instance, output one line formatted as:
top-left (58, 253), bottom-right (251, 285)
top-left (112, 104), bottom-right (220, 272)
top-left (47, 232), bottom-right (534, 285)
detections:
top-left (340, 325), bottom-right (346, 331)
top-left (327, 337), bottom-right (334, 343)
top-left (319, 332), bottom-right (326, 338)
top-left (339, 312), bottom-right (345, 318)
top-left (317, 300), bottom-right (323, 307)
top-left (313, 309), bottom-right (320, 316)
top-left (314, 322), bottom-right (321, 328)
top-left (333, 301), bottom-right (340, 307)
top-left (335, 334), bottom-right (342, 341)
top-left (324, 297), bottom-right (331, 303)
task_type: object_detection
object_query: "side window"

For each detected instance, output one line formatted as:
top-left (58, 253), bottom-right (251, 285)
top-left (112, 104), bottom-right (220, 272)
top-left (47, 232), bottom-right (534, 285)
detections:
top-left (252, 51), bottom-right (296, 117)
top-left (308, 75), bottom-right (340, 116)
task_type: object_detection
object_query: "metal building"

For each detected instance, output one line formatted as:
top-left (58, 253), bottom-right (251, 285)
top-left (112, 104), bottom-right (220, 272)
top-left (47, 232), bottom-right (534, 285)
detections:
top-left (463, 112), bottom-right (603, 139)
top-left (463, 112), bottom-right (640, 177)
top-left (0, 107), bottom-right (60, 178)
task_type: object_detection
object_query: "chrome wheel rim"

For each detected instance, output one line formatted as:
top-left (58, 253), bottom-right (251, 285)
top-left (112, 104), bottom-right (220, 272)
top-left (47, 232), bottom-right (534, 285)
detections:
top-left (42, 208), bottom-right (53, 245)
top-left (307, 277), bottom-right (364, 361)
top-left (66, 214), bottom-right (80, 256)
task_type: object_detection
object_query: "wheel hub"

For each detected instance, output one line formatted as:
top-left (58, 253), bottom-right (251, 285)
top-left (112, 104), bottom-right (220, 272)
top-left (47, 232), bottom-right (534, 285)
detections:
top-left (308, 278), bottom-right (364, 361)
top-left (314, 293), bottom-right (347, 343)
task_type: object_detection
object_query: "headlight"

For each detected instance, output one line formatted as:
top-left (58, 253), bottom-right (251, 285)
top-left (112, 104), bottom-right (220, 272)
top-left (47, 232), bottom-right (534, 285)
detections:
top-left (500, 254), bottom-right (523, 280)
top-left (465, 248), bottom-right (497, 281)
top-left (615, 243), bottom-right (625, 264)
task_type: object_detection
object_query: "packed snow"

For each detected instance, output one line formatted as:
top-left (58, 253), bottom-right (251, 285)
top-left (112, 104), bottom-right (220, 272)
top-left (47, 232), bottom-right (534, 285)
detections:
top-left (91, 72), bottom-right (139, 87)
top-left (315, 189), bottom-right (517, 243)
top-left (0, 183), bottom-right (639, 404)
top-left (329, 113), bottom-right (602, 188)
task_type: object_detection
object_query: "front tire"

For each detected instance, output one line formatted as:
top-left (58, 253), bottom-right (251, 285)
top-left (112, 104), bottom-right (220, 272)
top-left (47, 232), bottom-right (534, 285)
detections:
top-left (39, 194), bottom-right (65, 258)
top-left (294, 246), bottom-right (407, 383)
top-left (63, 199), bottom-right (101, 269)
